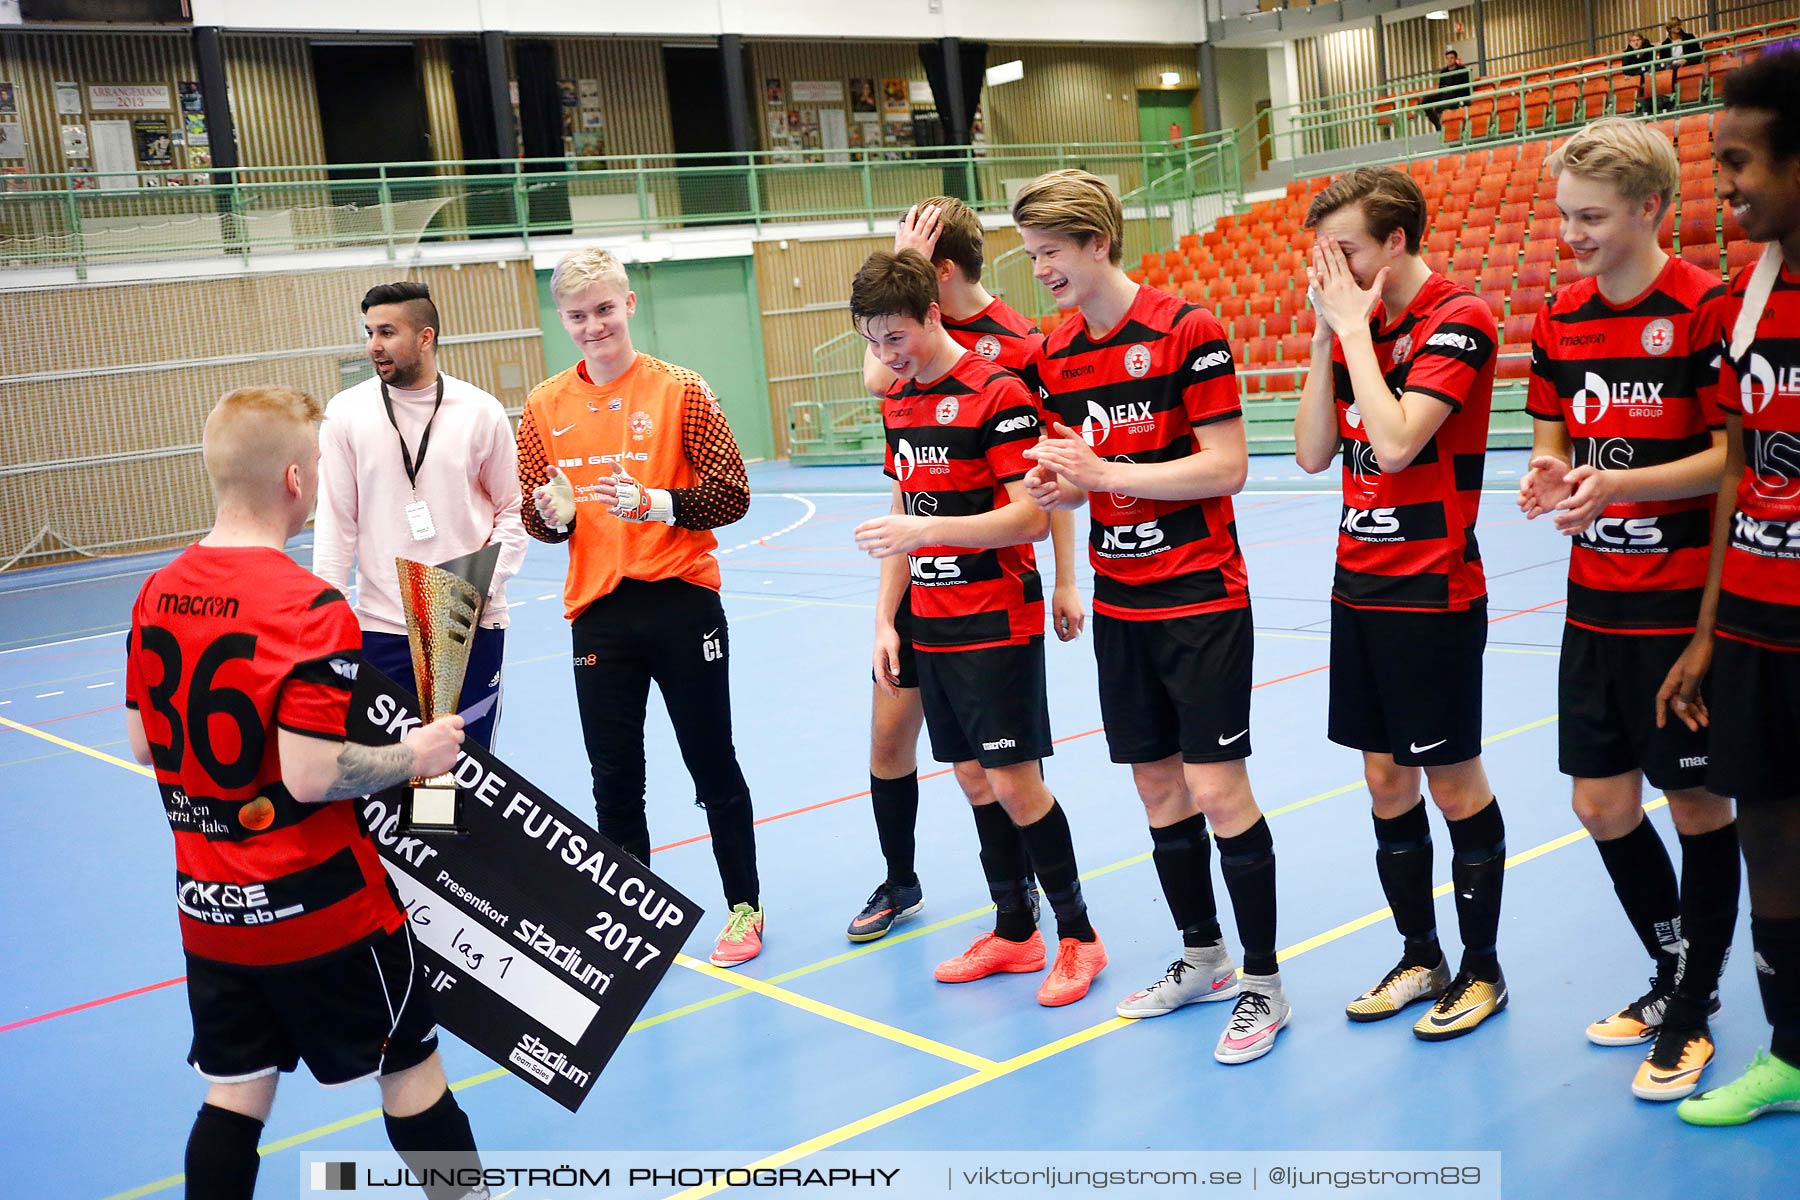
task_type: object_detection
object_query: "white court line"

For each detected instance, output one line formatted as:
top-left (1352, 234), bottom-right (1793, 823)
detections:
top-left (717, 494), bottom-right (817, 556)
top-left (35, 691), bottom-right (64, 698)
top-left (0, 629), bottom-right (126, 655)
top-left (86, 682), bottom-right (113, 689)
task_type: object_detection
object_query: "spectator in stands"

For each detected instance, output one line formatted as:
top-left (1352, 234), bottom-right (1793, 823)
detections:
top-left (1655, 18), bottom-right (1705, 112)
top-left (1622, 32), bottom-right (1655, 114)
top-left (1424, 48), bottom-right (1474, 131)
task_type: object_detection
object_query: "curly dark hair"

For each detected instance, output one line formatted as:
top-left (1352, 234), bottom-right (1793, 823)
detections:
top-left (1721, 42), bottom-right (1800, 161)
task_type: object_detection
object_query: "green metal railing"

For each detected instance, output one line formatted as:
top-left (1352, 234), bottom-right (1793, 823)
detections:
top-left (1239, 15), bottom-right (1795, 168)
top-left (0, 134), bottom-right (1239, 277)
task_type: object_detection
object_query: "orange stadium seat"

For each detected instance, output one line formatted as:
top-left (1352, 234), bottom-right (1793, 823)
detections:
top-left (1218, 296), bottom-right (1247, 320)
top-left (1279, 333), bottom-right (1312, 362)
top-left (1181, 281), bottom-right (1207, 303)
top-left (1245, 337), bottom-right (1277, 365)
top-left (1480, 266), bottom-right (1514, 294)
top-left (1516, 260), bottom-right (1552, 291)
top-left (1494, 91), bottom-right (1521, 135)
top-left (1230, 313), bottom-right (1260, 341)
top-left (1681, 243), bottom-right (1721, 271)
top-left (1452, 246), bottom-right (1486, 273)
top-left (1727, 241), bottom-right (1760, 274)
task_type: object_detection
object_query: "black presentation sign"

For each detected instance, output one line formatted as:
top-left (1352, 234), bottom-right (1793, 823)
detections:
top-left (346, 667), bottom-right (703, 1112)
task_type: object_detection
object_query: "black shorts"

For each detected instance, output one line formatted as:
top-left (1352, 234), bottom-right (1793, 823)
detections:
top-left (1329, 598), bottom-right (1486, 767)
top-left (1558, 624), bottom-right (1710, 792)
top-left (915, 636), bottom-right (1053, 769)
top-left (872, 587), bottom-right (920, 692)
top-left (1706, 635), bottom-right (1800, 803)
top-left (185, 923), bottom-right (438, 1087)
top-left (1094, 606), bottom-right (1254, 764)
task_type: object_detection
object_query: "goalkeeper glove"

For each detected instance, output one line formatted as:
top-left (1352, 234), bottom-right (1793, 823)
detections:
top-left (536, 466), bottom-right (576, 532)
top-left (611, 468), bottom-right (674, 524)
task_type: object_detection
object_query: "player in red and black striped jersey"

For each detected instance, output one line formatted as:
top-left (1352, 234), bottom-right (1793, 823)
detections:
top-left (1516, 119), bottom-right (1738, 1102)
top-left (1013, 168), bottom-right (1289, 1064)
top-left (849, 197), bottom-right (1081, 948)
top-left (1658, 51), bottom-right (1800, 1125)
top-left (1297, 167), bottom-right (1509, 1042)
top-left (851, 248), bottom-right (1109, 1008)
top-left (124, 387), bottom-right (482, 1200)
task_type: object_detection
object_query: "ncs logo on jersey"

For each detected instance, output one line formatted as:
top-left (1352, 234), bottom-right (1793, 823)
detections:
top-left (974, 334), bottom-right (1002, 360)
top-left (1123, 344), bottom-right (1153, 378)
top-left (935, 397), bottom-right (960, 424)
top-left (1391, 333), bottom-right (1413, 365)
top-left (1641, 318), bottom-right (1675, 356)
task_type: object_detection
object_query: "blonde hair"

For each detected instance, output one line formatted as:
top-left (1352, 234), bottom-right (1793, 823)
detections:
top-left (1547, 117), bottom-right (1680, 223)
top-left (202, 385), bottom-right (322, 503)
top-left (550, 247), bottom-right (631, 300)
top-left (1010, 169), bottom-right (1126, 265)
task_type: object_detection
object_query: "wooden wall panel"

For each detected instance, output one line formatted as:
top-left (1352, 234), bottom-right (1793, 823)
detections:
top-left (1382, 6), bottom-right (1479, 92)
top-left (0, 257), bottom-right (543, 564)
top-left (538, 38), bottom-right (674, 158)
top-left (1481, 0), bottom-right (1593, 72)
top-left (222, 34), bottom-right (327, 171)
top-left (983, 42), bottom-right (1195, 147)
top-left (0, 29), bottom-right (196, 178)
top-left (418, 38), bottom-right (465, 168)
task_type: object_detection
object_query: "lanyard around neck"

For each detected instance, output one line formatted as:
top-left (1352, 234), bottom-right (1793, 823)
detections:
top-left (380, 375), bottom-right (445, 490)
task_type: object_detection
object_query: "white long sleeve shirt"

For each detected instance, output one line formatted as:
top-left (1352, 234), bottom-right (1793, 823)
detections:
top-left (312, 372), bottom-right (527, 636)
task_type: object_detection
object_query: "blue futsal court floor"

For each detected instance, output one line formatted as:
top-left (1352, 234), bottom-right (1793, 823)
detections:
top-left (2, 451), bottom-right (1796, 1199)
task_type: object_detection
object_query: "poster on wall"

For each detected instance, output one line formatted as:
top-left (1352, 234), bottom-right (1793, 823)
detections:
top-left (881, 78), bottom-right (909, 116)
top-left (853, 113), bottom-right (881, 150)
top-left (186, 145), bottom-right (211, 171)
top-left (578, 78), bottom-right (599, 104)
top-left (179, 81), bottom-right (203, 114)
top-left (3, 166), bottom-right (27, 192)
top-left (184, 112), bottom-right (208, 147)
top-left (89, 83), bottom-right (172, 112)
top-left (790, 79), bottom-right (843, 104)
top-left (908, 80), bottom-right (934, 106)
top-left (0, 120), bottom-right (24, 159)
top-left (764, 78), bottom-right (784, 106)
top-left (850, 78), bottom-right (877, 115)
top-left (765, 111), bottom-right (786, 149)
top-left (53, 80), bottom-right (81, 115)
top-left (0, 81), bottom-right (16, 114)
top-left (91, 118), bottom-right (137, 188)
top-left (133, 116), bottom-right (172, 168)
top-left (60, 123), bottom-right (88, 159)
top-left (819, 107), bottom-right (848, 164)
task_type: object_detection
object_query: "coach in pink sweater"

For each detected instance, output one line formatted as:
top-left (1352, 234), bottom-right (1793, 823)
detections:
top-left (312, 281), bottom-right (527, 747)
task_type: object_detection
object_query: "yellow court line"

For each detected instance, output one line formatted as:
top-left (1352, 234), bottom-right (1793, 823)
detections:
top-left (674, 954), bottom-right (995, 1071)
top-left (0, 713), bottom-right (150, 777)
top-left (99, 712), bottom-right (1563, 1200)
top-left (667, 790), bottom-right (1668, 1200)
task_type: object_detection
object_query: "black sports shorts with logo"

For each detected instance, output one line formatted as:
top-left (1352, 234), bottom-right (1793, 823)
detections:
top-left (1706, 636), bottom-right (1800, 804)
top-left (185, 922), bottom-right (438, 1086)
top-left (873, 586), bottom-right (920, 692)
top-left (1329, 598), bottom-right (1485, 767)
top-left (914, 635), bottom-right (1053, 769)
top-left (1093, 606), bottom-right (1254, 764)
top-left (1558, 624), bottom-right (1710, 791)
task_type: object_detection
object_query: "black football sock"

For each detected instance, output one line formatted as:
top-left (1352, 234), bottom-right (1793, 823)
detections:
top-left (384, 1089), bottom-right (486, 1200)
top-left (1150, 813), bottom-right (1223, 946)
top-left (1674, 822), bottom-right (1740, 1004)
top-left (1018, 799), bottom-right (1096, 943)
top-left (869, 771), bottom-right (920, 888)
top-left (1217, 816), bottom-right (1279, 977)
top-left (184, 1104), bottom-right (263, 1200)
top-left (1374, 798), bottom-right (1442, 968)
top-left (1593, 815), bottom-right (1682, 979)
top-left (971, 801), bottom-right (1035, 941)
top-left (1447, 799), bottom-right (1507, 983)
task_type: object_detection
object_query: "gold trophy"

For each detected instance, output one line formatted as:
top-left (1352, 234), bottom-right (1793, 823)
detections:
top-left (395, 544), bottom-right (499, 835)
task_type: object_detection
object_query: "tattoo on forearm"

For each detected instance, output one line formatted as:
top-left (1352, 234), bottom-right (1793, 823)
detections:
top-left (323, 742), bottom-right (417, 801)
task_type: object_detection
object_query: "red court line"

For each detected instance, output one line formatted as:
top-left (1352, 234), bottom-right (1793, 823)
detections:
top-left (0, 976), bottom-right (185, 1034)
top-left (0, 703), bottom-right (124, 731)
top-left (1488, 597), bottom-right (1566, 625)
